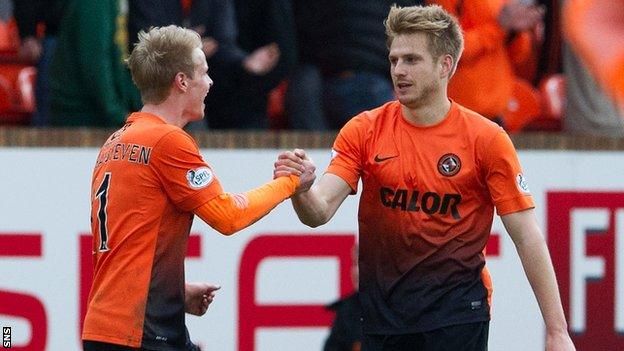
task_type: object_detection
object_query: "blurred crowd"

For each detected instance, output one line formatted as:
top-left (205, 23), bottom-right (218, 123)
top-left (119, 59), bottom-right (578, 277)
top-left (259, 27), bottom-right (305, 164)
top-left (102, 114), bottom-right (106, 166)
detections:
top-left (0, 0), bottom-right (621, 135)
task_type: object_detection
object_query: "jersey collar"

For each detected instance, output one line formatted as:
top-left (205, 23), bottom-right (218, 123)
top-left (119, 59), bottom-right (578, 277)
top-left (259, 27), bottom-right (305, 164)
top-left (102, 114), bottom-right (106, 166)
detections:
top-left (125, 112), bottom-right (168, 125)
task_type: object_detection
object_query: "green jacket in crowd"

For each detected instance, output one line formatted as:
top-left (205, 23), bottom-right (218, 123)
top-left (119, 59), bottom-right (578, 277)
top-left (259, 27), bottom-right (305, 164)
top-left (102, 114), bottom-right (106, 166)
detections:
top-left (50, 0), bottom-right (141, 127)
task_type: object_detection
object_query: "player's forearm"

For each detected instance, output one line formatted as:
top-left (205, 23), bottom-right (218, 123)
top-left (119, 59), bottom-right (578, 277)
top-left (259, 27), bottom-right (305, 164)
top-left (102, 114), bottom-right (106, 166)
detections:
top-left (514, 234), bottom-right (569, 335)
top-left (195, 175), bottom-right (299, 235)
top-left (291, 186), bottom-right (332, 228)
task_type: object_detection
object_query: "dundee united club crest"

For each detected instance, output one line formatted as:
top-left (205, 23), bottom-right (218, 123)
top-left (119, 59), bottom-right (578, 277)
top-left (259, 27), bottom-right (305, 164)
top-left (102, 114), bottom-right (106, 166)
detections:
top-left (437, 153), bottom-right (461, 177)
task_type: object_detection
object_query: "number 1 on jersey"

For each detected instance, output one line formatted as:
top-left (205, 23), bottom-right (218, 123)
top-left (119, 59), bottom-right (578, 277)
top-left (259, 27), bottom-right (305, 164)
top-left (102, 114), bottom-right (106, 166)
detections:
top-left (95, 172), bottom-right (111, 252)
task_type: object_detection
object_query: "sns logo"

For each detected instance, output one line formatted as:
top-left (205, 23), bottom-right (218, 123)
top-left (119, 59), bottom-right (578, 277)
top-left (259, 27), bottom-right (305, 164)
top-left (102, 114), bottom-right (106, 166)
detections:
top-left (548, 192), bottom-right (624, 350)
top-left (186, 167), bottom-right (213, 189)
top-left (2, 327), bottom-right (10, 348)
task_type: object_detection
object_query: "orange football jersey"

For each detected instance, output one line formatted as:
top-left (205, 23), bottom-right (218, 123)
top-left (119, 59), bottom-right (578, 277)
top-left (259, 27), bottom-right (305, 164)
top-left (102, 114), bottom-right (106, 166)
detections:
top-left (84, 112), bottom-right (223, 349)
top-left (327, 100), bottom-right (534, 333)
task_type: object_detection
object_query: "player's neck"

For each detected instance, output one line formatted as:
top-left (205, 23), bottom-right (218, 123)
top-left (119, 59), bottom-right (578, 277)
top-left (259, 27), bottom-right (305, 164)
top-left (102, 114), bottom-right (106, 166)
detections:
top-left (141, 101), bottom-right (187, 128)
top-left (401, 93), bottom-right (452, 127)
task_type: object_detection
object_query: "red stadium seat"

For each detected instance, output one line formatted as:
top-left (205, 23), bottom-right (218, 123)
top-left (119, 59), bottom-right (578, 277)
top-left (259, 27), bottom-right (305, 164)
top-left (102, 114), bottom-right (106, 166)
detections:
top-left (0, 64), bottom-right (37, 125)
top-left (0, 76), bottom-right (14, 111)
top-left (0, 19), bottom-right (19, 56)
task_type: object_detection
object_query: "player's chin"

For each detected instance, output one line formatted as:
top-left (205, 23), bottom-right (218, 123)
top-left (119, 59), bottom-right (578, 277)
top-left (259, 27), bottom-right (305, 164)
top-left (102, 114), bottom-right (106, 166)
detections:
top-left (189, 110), bottom-right (205, 123)
top-left (193, 107), bottom-right (206, 121)
top-left (397, 95), bottom-right (415, 106)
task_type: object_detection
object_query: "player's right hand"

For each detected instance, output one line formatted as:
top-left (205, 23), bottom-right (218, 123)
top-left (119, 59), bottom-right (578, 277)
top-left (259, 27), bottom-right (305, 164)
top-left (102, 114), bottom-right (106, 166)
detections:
top-left (274, 150), bottom-right (306, 178)
top-left (294, 149), bottom-right (316, 194)
top-left (273, 149), bottom-right (316, 193)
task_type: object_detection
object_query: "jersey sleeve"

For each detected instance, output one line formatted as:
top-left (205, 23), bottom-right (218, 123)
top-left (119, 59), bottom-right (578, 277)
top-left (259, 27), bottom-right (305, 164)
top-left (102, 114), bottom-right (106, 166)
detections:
top-left (150, 130), bottom-right (224, 212)
top-left (481, 130), bottom-right (534, 215)
top-left (326, 117), bottom-right (366, 193)
top-left (194, 175), bottom-right (298, 235)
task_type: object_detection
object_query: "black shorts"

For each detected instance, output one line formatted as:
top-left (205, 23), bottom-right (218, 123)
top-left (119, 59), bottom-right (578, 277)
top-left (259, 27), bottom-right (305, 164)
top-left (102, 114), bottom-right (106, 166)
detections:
top-left (83, 340), bottom-right (201, 351)
top-left (362, 321), bottom-right (489, 351)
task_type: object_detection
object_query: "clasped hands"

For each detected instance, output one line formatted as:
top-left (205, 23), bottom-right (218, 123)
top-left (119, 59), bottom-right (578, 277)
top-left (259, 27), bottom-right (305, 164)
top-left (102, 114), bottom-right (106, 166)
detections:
top-left (273, 148), bottom-right (316, 194)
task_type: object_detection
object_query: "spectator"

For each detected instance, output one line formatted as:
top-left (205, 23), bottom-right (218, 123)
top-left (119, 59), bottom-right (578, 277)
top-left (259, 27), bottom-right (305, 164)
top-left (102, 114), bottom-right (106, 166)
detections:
top-left (561, 7), bottom-right (624, 136)
top-left (49, 0), bottom-right (141, 127)
top-left (562, 43), bottom-right (624, 136)
top-left (126, 0), bottom-right (284, 130)
top-left (435, 0), bottom-right (544, 125)
top-left (283, 0), bottom-right (330, 130)
top-left (323, 244), bottom-right (362, 351)
top-left (563, 0), bottom-right (623, 111)
top-left (127, 0), bottom-right (185, 53)
top-left (83, 25), bottom-right (314, 350)
top-left (324, 293), bottom-right (362, 351)
top-left (13, 0), bottom-right (65, 127)
top-left (535, 0), bottom-right (562, 83)
top-left (0, 1), bottom-right (10, 23)
top-left (287, 0), bottom-right (422, 130)
top-left (197, 0), bottom-right (295, 129)
top-left (186, 0), bottom-right (283, 130)
top-left (128, 0), bottom-right (217, 52)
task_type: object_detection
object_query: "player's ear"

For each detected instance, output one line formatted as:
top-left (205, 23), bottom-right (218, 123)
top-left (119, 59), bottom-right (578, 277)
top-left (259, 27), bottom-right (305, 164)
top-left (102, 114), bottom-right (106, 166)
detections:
top-left (174, 72), bottom-right (188, 91)
top-left (440, 54), bottom-right (453, 79)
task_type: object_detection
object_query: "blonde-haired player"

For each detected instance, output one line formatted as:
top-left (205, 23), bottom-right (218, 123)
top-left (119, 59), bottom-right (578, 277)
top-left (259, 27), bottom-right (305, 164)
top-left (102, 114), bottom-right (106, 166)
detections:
top-left (83, 26), bottom-right (314, 351)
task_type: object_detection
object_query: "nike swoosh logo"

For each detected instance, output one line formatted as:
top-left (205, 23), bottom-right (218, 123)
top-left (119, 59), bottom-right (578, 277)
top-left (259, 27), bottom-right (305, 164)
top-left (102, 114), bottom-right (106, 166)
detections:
top-left (374, 154), bottom-right (398, 162)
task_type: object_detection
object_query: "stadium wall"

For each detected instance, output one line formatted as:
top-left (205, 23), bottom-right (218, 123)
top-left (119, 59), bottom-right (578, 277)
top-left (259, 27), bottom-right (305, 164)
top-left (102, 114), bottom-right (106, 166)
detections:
top-left (0, 129), bottom-right (622, 350)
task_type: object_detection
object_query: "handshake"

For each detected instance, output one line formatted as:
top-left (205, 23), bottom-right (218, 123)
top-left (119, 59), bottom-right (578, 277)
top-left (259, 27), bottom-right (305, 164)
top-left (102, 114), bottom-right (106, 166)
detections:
top-left (273, 148), bottom-right (317, 194)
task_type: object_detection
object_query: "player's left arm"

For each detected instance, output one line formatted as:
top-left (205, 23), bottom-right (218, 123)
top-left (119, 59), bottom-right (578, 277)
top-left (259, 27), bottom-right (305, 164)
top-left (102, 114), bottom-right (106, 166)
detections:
top-left (193, 174), bottom-right (303, 236)
top-left (501, 209), bottom-right (576, 351)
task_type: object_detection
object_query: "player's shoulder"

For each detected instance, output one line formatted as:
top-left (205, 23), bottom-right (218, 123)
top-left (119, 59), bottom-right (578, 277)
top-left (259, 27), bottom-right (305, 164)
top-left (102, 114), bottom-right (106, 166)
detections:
top-left (124, 113), bottom-right (193, 147)
top-left (453, 103), bottom-right (516, 158)
top-left (454, 102), bottom-right (505, 138)
top-left (343, 100), bottom-right (400, 132)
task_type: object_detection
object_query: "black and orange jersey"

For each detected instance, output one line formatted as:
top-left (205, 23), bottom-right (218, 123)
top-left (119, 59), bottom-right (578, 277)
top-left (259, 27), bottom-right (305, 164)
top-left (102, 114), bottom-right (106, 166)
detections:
top-left (84, 112), bottom-right (223, 349)
top-left (327, 100), bottom-right (534, 334)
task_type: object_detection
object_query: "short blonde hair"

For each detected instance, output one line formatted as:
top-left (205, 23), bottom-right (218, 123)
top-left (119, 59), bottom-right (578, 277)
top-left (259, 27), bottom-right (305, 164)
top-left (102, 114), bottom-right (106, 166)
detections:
top-left (127, 25), bottom-right (202, 104)
top-left (384, 5), bottom-right (464, 74)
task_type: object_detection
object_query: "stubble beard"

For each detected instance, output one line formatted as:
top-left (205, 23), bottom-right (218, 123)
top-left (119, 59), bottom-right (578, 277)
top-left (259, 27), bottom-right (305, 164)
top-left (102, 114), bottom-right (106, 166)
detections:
top-left (400, 80), bottom-right (438, 109)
